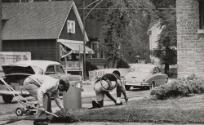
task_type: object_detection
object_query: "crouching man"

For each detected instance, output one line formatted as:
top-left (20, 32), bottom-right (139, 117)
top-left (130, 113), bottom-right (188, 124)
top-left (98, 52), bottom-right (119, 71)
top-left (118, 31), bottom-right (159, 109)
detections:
top-left (91, 70), bottom-right (128, 108)
top-left (23, 74), bottom-right (69, 121)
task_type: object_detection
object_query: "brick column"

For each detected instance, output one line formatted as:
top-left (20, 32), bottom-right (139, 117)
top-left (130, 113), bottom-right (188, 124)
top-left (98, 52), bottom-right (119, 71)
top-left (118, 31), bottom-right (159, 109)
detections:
top-left (177, 0), bottom-right (204, 78)
top-left (176, 0), bottom-right (202, 78)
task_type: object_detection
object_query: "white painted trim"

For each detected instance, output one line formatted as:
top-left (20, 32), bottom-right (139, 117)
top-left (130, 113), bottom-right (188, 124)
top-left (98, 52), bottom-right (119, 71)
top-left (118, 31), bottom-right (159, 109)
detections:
top-left (57, 39), bottom-right (83, 44)
top-left (57, 39), bottom-right (94, 54)
top-left (72, 2), bottom-right (89, 42)
top-left (61, 51), bottom-right (73, 58)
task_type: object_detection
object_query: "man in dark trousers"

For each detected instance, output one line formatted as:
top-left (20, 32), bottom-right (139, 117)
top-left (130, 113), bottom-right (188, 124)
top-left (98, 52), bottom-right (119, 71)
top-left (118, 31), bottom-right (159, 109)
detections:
top-left (23, 74), bottom-right (69, 124)
top-left (91, 70), bottom-right (128, 108)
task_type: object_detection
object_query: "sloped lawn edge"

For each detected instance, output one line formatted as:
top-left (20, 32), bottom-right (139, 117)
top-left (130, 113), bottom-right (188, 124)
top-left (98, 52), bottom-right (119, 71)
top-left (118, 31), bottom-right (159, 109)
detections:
top-left (74, 107), bottom-right (204, 123)
top-left (72, 96), bottom-right (204, 124)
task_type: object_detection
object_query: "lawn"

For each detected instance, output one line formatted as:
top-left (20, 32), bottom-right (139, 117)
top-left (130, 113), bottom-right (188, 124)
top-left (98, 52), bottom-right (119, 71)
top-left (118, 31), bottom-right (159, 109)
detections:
top-left (71, 94), bottom-right (204, 124)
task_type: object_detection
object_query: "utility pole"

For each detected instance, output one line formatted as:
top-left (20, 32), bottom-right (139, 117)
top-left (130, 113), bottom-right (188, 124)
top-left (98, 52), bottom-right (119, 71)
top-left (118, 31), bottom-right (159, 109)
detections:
top-left (0, 0), bottom-right (2, 51)
top-left (82, 0), bottom-right (86, 80)
top-left (81, 0), bottom-right (104, 80)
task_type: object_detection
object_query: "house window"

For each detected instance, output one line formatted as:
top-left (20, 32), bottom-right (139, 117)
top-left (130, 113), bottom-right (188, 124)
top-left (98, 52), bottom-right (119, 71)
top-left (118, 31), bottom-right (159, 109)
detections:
top-left (100, 49), bottom-right (105, 58)
top-left (91, 42), bottom-right (98, 58)
top-left (90, 41), bottom-right (105, 59)
top-left (199, 0), bottom-right (204, 29)
top-left (67, 20), bottom-right (75, 34)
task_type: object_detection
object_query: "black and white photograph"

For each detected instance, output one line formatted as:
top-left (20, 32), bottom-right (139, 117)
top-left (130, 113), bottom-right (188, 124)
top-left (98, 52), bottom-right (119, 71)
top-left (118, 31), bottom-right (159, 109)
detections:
top-left (0, 0), bottom-right (202, 125)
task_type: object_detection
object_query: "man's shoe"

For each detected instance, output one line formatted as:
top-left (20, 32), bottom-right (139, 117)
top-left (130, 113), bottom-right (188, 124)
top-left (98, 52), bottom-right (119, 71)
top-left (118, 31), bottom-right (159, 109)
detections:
top-left (91, 100), bottom-right (102, 108)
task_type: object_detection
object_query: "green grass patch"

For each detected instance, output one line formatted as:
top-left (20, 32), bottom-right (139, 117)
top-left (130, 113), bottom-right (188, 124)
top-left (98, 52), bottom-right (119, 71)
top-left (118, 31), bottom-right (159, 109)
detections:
top-left (71, 95), bottom-right (204, 124)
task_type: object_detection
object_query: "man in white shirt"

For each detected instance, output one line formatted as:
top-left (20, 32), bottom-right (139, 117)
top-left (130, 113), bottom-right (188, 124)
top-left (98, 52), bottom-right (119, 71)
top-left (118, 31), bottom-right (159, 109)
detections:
top-left (23, 74), bottom-right (69, 120)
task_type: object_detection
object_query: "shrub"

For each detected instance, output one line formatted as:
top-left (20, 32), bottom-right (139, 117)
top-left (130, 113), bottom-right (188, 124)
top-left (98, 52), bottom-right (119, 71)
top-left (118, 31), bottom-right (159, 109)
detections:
top-left (150, 74), bottom-right (204, 99)
top-left (116, 59), bottom-right (130, 68)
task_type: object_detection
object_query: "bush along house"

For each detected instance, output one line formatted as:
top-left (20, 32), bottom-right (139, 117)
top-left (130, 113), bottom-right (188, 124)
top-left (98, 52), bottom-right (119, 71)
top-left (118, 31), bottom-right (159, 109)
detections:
top-left (1, 1), bottom-right (94, 74)
top-left (176, 0), bottom-right (204, 78)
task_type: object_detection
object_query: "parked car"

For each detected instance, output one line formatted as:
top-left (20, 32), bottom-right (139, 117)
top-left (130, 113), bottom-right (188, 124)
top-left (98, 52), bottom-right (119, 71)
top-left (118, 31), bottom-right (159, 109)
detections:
top-left (0, 60), bottom-right (81, 103)
top-left (124, 64), bottom-right (168, 90)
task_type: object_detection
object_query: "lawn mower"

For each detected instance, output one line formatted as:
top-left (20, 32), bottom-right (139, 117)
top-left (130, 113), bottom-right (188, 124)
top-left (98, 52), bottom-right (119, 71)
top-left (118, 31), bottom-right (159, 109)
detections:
top-left (0, 77), bottom-right (58, 117)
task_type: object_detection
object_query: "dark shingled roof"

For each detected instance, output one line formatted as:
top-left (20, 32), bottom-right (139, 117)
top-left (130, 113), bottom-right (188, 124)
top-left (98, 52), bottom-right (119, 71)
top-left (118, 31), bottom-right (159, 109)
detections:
top-left (2, 1), bottom-right (73, 40)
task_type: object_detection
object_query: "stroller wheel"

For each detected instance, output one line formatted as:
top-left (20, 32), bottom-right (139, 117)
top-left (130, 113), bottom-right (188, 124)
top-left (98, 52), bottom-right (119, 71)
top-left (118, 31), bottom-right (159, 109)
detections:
top-left (16, 107), bottom-right (25, 116)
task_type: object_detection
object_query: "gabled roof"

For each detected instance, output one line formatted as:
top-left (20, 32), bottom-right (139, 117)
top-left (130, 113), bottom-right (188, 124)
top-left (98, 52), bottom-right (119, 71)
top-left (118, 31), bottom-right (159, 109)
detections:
top-left (2, 1), bottom-right (88, 41)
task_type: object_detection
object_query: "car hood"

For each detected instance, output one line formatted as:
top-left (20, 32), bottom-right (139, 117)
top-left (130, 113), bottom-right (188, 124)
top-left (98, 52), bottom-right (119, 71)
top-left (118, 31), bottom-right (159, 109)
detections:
top-left (125, 72), bottom-right (151, 82)
top-left (2, 65), bottom-right (35, 76)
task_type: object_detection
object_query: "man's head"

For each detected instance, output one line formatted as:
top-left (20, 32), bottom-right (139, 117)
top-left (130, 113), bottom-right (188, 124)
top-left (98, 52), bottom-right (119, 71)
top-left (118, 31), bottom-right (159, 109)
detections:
top-left (58, 78), bottom-right (70, 92)
top-left (113, 70), bottom-right (120, 77)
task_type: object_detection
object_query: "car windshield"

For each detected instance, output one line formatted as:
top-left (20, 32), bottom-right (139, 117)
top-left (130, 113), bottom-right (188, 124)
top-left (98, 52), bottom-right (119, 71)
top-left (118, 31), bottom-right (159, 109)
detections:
top-left (56, 65), bottom-right (65, 74)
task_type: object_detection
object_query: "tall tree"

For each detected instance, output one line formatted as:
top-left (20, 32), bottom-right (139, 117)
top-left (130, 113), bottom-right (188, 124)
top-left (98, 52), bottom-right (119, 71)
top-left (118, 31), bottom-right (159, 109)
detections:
top-left (74, 0), bottom-right (154, 67)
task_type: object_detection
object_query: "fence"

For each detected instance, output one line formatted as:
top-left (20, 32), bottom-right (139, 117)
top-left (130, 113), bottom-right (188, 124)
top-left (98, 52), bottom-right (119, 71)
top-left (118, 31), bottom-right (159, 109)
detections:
top-left (88, 68), bottom-right (130, 82)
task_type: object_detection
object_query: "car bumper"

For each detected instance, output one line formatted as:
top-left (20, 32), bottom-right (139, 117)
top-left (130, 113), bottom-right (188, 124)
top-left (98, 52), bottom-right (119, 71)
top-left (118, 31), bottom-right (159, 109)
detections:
top-left (125, 82), bottom-right (149, 87)
top-left (0, 90), bottom-right (30, 96)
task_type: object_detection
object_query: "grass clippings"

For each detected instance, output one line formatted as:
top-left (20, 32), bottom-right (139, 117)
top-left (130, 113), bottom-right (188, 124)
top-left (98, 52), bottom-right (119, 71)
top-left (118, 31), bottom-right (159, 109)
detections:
top-left (49, 110), bottom-right (80, 123)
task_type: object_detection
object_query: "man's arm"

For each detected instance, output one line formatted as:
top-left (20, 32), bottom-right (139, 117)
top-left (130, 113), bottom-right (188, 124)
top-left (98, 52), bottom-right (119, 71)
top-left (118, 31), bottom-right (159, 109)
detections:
top-left (104, 91), bottom-right (116, 104)
top-left (37, 80), bottom-right (58, 108)
top-left (37, 88), bottom-right (45, 107)
top-left (53, 91), bottom-right (64, 110)
top-left (116, 79), bottom-right (128, 102)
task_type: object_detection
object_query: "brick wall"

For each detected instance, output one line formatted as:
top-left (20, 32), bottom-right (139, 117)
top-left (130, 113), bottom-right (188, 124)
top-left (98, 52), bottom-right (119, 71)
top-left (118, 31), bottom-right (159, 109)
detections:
top-left (177, 0), bottom-right (204, 78)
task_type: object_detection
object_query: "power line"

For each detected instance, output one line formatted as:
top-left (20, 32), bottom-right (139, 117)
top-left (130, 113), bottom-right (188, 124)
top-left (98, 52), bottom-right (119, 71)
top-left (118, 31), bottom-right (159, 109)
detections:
top-left (84, 0), bottom-right (100, 9)
top-left (78, 7), bottom-right (177, 10)
top-left (85, 0), bottom-right (104, 19)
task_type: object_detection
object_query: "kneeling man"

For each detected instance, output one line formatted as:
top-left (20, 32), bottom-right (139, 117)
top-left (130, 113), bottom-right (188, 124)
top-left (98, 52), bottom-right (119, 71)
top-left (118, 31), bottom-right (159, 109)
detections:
top-left (92, 70), bottom-right (128, 108)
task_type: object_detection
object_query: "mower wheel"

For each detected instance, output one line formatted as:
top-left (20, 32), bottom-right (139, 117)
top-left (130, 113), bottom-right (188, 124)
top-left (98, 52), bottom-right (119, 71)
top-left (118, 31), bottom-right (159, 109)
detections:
top-left (16, 107), bottom-right (25, 116)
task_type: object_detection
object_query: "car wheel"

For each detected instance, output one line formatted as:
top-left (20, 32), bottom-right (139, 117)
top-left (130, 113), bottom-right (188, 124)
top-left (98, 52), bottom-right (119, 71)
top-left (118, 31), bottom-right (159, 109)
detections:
top-left (2, 95), bottom-right (13, 103)
top-left (125, 85), bottom-right (131, 91)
